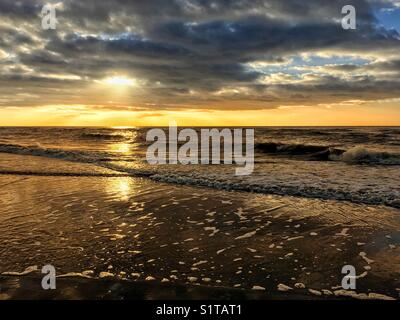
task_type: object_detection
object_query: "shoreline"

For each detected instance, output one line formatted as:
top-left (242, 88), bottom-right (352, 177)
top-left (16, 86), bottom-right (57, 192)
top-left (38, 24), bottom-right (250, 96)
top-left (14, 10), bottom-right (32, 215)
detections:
top-left (1, 274), bottom-right (393, 300)
top-left (0, 152), bottom-right (399, 209)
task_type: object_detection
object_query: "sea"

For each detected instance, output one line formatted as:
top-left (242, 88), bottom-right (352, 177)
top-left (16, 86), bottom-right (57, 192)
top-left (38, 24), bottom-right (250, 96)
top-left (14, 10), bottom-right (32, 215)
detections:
top-left (0, 126), bottom-right (399, 208)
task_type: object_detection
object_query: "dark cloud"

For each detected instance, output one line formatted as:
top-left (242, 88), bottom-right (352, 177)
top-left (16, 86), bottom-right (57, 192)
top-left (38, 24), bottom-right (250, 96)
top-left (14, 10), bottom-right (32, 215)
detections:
top-left (0, 0), bottom-right (43, 19)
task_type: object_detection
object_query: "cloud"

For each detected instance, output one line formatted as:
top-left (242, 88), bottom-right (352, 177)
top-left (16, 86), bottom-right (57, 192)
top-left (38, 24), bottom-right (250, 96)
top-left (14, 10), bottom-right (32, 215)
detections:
top-left (0, 0), bottom-right (399, 110)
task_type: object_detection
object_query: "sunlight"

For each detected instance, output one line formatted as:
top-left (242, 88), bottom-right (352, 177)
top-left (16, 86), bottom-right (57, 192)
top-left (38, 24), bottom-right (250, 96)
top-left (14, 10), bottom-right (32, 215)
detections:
top-left (105, 177), bottom-right (132, 200)
top-left (111, 126), bottom-right (136, 129)
top-left (116, 179), bottom-right (131, 198)
top-left (103, 76), bottom-right (136, 87)
top-left (109, 142), bottom-right (131, 154)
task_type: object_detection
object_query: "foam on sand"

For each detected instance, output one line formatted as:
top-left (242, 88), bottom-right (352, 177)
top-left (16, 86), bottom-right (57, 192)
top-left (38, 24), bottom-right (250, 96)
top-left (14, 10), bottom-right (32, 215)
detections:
top-left (252, 285), bottom-right (266, 291)
top-left (2, 266), bottom-right (38, 276)
top-left (235, 230), bottom-right (257, 240)
top-left (359, 252), bottom-right (375, 264)
top-left (333, 290), bottom-right (395, 300)
top-left (277, 284), bottom-right (293, 292)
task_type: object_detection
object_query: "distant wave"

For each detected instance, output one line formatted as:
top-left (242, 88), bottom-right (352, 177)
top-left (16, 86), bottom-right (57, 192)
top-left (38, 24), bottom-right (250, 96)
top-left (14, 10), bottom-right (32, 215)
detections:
top-left (255, 142), bottom-right (400, 165)
top-left (0, 143), bottom-right (141, 167)
top-left (80, 133), bottom-right (127, 140)
top-left (0, 143), bottom-right (99, 163)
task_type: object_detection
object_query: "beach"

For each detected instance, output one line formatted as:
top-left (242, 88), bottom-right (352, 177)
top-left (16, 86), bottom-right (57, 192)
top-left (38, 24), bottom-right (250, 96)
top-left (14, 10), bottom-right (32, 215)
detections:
top-left (0, 153), bottom-right (399, 299)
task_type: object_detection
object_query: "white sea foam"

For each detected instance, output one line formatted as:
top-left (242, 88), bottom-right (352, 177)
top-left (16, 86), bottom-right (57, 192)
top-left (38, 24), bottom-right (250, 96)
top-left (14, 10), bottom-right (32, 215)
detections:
top-left (277, 284), bottom-right (293, 292)
top-left (359, 252), bottom-right (375, 264)
top-left (252, 285), bottom-right (266, 291)
top-left (204, 227), bottom-right (219, 237)
top-left (1, 265), bottom-right (38, 276)
top-left (333, 290), bottom-right (395, 300)
top-left (235, 230), bottom-right (257, 240)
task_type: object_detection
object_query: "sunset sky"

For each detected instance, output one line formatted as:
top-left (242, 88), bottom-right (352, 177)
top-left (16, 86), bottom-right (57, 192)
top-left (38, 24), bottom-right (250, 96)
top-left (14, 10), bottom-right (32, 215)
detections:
top-left (1, 0), bottom-right (400, 126)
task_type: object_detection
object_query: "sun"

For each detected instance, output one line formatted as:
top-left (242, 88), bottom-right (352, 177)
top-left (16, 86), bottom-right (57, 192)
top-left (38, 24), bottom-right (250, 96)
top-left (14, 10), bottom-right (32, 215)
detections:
top-left (103, 76), bottom-right (136, 87)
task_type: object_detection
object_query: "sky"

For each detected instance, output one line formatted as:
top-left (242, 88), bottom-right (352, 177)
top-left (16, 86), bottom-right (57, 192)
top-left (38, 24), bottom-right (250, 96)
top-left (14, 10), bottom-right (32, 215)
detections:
top-left (0, 0), bottom-right (400, 126)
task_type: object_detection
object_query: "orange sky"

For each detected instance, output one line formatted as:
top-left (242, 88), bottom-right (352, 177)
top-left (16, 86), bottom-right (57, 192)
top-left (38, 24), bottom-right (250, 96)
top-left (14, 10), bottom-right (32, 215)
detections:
top-left (1, 100), bottom-right (399, 127)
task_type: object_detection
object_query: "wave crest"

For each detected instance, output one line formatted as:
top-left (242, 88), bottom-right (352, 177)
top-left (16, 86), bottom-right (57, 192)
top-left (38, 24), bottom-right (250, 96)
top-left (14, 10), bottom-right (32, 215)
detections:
top-left (80, 133), bottom-right (126, 140)
top-left (255, 142), bottom-right (400, 165)
top-left (332, 147), bottom-right (400, 165)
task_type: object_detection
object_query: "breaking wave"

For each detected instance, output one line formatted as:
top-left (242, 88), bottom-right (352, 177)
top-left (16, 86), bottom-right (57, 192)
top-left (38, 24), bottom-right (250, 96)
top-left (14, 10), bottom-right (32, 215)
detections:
top-left (333, 147), bottom-right (400, 165)
top-left (148, 171), bottom-right (400, 209)
top-left (255, 142), bottom-right (345, 160)
top-left (0, 143), bottom-right (101, 163)
top-left (255, 142), bottom-right (400, 165)
top-left (80, 133), bottom-right (127, 140)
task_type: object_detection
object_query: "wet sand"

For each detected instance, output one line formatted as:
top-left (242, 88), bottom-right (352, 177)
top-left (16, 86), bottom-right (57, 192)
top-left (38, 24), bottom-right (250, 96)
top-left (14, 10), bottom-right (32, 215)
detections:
top-left (0, 154), bottom-right (399, 300)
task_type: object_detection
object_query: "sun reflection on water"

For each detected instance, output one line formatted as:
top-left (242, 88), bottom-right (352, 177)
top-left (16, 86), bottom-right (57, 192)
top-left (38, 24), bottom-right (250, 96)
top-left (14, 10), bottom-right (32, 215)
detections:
top-left (110, 142), bottom-right (131, 154)
top-left (107, 130), bottom-right (137, 155)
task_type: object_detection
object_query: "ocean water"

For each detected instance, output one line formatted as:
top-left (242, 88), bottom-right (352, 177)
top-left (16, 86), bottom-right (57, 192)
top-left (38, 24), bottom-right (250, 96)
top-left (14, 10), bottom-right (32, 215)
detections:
top-left (0, 126), bottom-right (399, 208)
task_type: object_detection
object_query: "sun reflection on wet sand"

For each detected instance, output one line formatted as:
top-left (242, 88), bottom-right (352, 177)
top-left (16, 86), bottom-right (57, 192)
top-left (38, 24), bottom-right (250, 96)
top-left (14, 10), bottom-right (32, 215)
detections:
top-left (107, 177), bottom-right (133, 200)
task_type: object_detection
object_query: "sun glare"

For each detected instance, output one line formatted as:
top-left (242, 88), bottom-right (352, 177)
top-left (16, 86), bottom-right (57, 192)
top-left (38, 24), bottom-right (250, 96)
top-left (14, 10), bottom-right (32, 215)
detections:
top-left (103, 76), bottom-right (136, 87)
